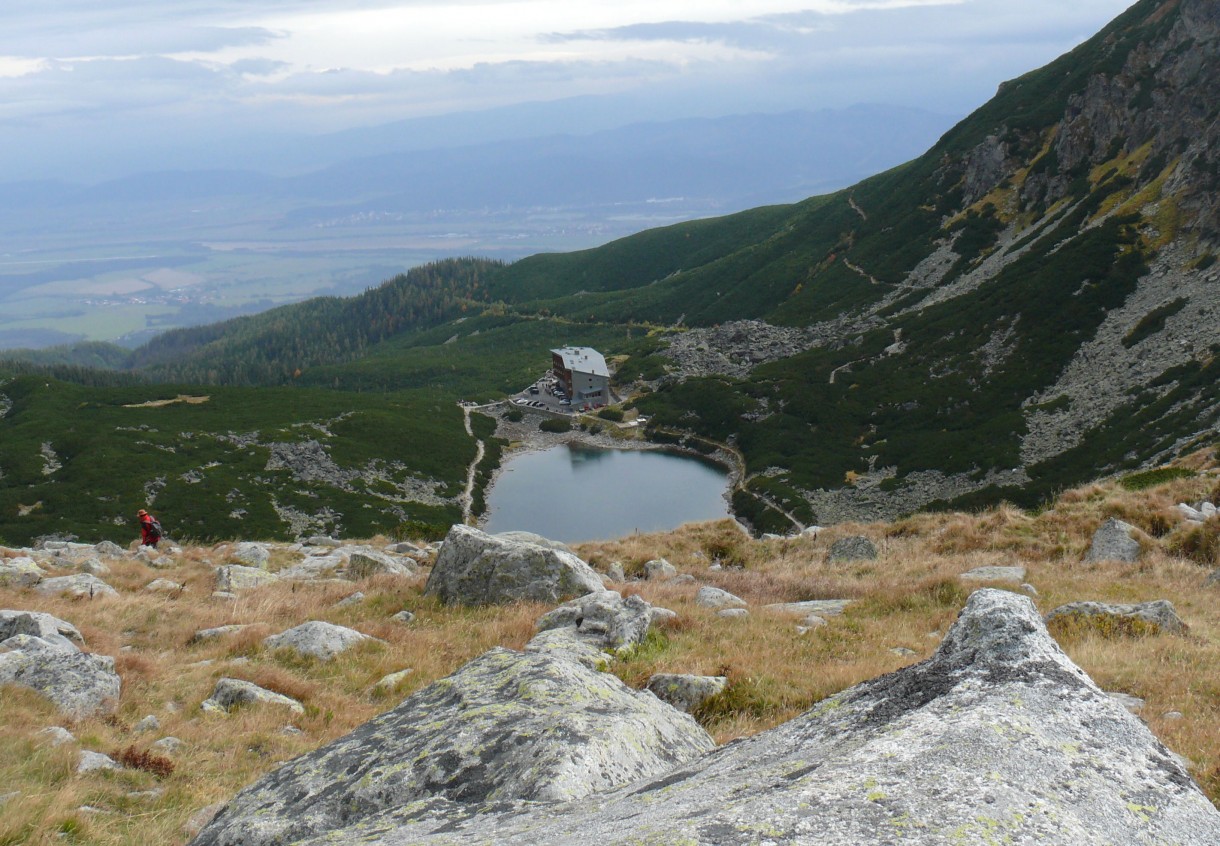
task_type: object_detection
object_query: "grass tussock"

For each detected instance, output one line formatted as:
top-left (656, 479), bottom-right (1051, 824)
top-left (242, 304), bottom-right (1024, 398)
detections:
top-left (0, 457), bottom-right (1218, 841)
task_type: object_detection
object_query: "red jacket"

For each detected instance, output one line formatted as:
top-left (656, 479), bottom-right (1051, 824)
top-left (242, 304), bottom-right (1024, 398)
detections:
top-left (140, 514), bottom-right (160, 545)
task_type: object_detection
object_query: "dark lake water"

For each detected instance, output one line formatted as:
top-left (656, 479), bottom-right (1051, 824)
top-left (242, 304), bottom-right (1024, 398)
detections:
top-left (482, 444), bottom-right (731, 543)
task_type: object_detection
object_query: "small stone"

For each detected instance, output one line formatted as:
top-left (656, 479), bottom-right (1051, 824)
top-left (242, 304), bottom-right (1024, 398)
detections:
top-left (77, 751), bottom-right (120, 773)
top-left (373, 669), bottom-right (415, 692)
top-left (94, 541), bottom-right (125, 557)
top-left (763, 600), bottom-right (852, 617)
top-left (215, 565), bottom-right (279, 592)
top-left (335, 592), bottom-right (365, 608)
top-left (827, 536), bottom-right (877, 563)
top-left (695, 586), bottom-right (747, 610)
top-left (647, 674), bottom-right (728, 713)
top-left (134, 714), bottom-right (161, 733)
top-left (189, 624), bottom-right (251, 644)
top-left (0, 557), bottom-right (47, 587)
top-left (1083, 518), bottom-right (1141, 564)
top-left (263, 621), bottom-right (380, 661)
top-left (1163, 711), bottom-right (1184, 721)
top-left (644, 558), bottom-right (678, 580)
top-left (127, 788), bottom-right (165, 800)
top-left (201, 678), bottom-right (304, 714)
top-left (650, 607), bottom-right (678, 626)
top-left (33, 573), bottom-right (119, 599)
top-left (717, 608), bottom-right (749, 619)
top-left (1107, 692), bottom-right (1145, 714)
top-left (38, 726), bottom-right (75, 746)
top-left (391, 610), bottom-right (416, 624)
top-left (231, 542), bottom-right (271, 568)
top-left (281, 725), bottom-right (304, 735)
top-left (890, 647), bottom-right (917, 657)
top-left (671, 574), bottom-right (696, 585)
top-left (145, 578), bottom-right (185, 594)
top-left (1020, 583), bottom-right (1039, 597)
top-left (150, 737), bottom-right (186, 756)
top-left (1044, 600), bottom-right (1187, 636)
top-left (960, 565), bottom-right (1026, 584)
top-left (605, 562), bottom-right (626, 582)
top-left (77, 557), bottom-right (110, 576)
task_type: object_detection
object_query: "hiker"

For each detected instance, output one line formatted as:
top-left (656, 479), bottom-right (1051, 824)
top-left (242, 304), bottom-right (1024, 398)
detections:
top-left (137, 509), bottom-right (162, 548)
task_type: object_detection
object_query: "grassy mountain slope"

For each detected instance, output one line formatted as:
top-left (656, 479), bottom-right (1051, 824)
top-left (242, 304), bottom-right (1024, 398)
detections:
top-left (0, 378), bottom-right (474, 546)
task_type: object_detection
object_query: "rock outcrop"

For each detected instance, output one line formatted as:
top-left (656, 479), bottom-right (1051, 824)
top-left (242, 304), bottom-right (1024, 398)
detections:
top-left (263, 621), bottom-right (379, 661)
top-left (189, 646), bottom-right (715, 846)
top-left (1045, 599), bottom-right (1188, 636)
top-left (205, 589), bottom-right (1220, 845)
top-left (647, 673), bottom-right (728, 713)
top-left (0, 557), bottom-right (46, 587)
top-left (423, 525), bottom-right (603, 605)
top-left (201, 678), bottom-right (305, 714)
top-left (215, 565), bottom-right (280, 592)
top-left (1084, 518), bottom-right (1142, 563)
top-left (33, 573), bottom-right (118, 599)
top-left (827, 535), bottom-right (877, 563)
top-left (0, 611), bottom-right (120, 717)
top-left (532, 590), bottom-right (654, 658)
top-left (346, 549), bottom-right (416, 580)
top-left (695, 585), bottom-right (747, 609)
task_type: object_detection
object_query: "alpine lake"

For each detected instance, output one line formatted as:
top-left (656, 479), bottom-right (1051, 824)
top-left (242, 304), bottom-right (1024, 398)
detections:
top-left (481, 444), bottom-right (731, 543)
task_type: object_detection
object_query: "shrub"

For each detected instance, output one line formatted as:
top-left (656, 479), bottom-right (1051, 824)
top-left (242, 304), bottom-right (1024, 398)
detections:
top-left (597, 407), bottom-right (624, 422)
top-left (113, 746), bottom-right (175, 778)
top-left (1167, 520), bottom-right (1220, 566)
top-left (539, 417), bottom-right (572, 433)
top-left (1119, 466), bottom-right (1196, 491)
top-left (503, 408), bottom-right (524, 422)
top-left (394, 519), bottom-right (450, 542)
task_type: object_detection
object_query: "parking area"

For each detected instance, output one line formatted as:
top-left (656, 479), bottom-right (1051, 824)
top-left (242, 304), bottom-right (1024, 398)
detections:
top-left (510, 371), bottom-right (605, 414)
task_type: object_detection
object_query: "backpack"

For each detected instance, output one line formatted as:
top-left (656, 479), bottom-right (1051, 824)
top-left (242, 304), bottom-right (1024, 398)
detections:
top-left (147, 517), bottom-right (163, 538)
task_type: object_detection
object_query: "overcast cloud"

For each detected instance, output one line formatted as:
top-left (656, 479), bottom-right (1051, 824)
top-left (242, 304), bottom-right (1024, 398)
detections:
top-left (0, 0), bottom-right (1136, 180)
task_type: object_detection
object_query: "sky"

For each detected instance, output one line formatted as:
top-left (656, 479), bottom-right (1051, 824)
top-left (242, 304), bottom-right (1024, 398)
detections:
top-left (1, 0), bottom-right (1137, 181)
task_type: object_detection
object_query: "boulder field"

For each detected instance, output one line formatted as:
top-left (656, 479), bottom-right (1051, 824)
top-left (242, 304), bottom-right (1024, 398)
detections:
top-left (191, 589), bottom-right (1220, 845)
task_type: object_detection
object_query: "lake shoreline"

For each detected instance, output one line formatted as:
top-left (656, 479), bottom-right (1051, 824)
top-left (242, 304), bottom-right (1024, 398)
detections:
top-left (474, 406), bottom-right (742, 540)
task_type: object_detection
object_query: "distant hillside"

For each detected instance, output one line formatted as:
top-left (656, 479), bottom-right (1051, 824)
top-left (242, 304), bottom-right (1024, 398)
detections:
top-left (3, 0), bottom-right (1217, 539)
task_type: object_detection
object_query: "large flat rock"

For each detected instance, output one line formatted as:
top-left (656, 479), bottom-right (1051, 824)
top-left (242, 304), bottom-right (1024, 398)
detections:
top-left (190, 646), bottom-right (713, 846)
top-left (273, 589), bottom-right (1220, 845)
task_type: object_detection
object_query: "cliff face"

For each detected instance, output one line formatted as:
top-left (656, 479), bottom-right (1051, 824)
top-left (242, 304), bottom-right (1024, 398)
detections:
top-left (955, 0), bottom-right (1219, 238)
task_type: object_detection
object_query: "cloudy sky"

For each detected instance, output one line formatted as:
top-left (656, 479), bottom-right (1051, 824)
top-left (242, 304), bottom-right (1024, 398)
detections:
top-left (2, 0), bottom-right (1136, 180)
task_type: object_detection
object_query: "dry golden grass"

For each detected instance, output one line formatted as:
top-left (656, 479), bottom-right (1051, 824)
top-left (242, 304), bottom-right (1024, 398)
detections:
top-left (1, 455), bottom-right (1218, 842)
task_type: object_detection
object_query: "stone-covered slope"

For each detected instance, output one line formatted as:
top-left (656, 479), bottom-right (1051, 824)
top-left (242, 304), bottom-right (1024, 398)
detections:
top-left (198, 590), bottom-right (1220, 845)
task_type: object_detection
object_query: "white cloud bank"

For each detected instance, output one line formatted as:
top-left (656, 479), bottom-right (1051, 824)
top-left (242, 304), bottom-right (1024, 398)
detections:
top-left (0, 0), bottom-right (1136, 179)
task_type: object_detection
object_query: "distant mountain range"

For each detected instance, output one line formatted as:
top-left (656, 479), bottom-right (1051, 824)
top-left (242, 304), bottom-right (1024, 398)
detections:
top-left (0, 105), bottom-right (952, 215)
top-left (2, 0), bottom-right (1217, 543)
